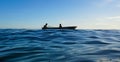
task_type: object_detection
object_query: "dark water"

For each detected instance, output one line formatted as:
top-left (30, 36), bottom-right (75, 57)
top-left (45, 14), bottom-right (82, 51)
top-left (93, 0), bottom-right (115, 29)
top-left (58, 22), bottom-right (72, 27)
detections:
top-left (0, 29), bottom-right (120, 62)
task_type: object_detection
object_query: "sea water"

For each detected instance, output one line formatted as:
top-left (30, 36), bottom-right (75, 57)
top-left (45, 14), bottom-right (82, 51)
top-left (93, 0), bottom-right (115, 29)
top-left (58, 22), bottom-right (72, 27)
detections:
top-left (0, 29), bottom-right (120, 62)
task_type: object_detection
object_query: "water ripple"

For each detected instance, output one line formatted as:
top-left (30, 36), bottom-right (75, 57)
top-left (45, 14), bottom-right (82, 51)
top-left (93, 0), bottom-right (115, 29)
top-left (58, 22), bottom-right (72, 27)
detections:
top-left (0, 29), bottom-right (120, 62)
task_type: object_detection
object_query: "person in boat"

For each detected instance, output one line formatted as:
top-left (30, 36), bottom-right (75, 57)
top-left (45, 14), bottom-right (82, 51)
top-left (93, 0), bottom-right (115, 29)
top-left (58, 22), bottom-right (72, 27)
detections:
top-left (43, 23), bottom-right (48, 29)
top-left (59, 24), bottom-right (62, 28)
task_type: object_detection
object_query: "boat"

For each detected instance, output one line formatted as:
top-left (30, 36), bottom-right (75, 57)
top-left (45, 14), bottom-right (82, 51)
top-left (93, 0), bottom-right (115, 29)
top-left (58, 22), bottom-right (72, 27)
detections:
top-left (42, 26), bottom-right (77, 29)
top-left (42, 23), bottom-right (77, 29)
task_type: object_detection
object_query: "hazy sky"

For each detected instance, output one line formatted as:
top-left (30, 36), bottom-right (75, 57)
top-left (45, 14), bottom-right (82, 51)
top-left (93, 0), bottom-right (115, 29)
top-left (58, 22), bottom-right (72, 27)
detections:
top-left (0, 0), bottom-right (120, 29)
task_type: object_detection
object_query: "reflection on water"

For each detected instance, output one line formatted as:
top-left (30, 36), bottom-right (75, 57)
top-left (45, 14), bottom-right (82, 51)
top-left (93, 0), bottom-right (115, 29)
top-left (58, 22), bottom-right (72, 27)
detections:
top-left (0, 29), bottom-right (120, 62)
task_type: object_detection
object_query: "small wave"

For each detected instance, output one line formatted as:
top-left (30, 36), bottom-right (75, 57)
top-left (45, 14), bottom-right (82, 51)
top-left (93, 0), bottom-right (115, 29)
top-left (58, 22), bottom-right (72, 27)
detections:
top-left (82, 40), bottom-right (109, 44)
top-left (82, 49), bottom-right (120, 55)
top-left (0, 29), bottom-right (120, 62)
top-left (61, 41), bottom-right (77, 45)
top-left (72, 59), bottom-right (94, 62)
top-left (50, 45), bottom-right (64, 49)
top-left (88, 36), bottom-right (100, 39)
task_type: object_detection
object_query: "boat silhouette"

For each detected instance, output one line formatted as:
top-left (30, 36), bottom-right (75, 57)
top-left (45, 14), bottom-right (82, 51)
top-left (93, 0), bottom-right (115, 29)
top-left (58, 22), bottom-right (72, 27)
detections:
top-left (42, 23), bottom-right (77, 29)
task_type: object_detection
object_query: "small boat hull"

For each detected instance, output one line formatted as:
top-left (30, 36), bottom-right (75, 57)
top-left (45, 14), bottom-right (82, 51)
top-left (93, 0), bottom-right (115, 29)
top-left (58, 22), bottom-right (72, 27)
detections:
top-left (42, 26), bottom-right (77, 29)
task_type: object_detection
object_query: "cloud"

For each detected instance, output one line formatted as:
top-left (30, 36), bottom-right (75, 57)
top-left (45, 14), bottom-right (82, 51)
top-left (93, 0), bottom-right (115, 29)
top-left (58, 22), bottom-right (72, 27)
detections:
top-left (94, 0), bottom-right (120, 7)
top-left (95, 0), bottom-right (113, 7)
top-left (96, 16), bottom-right (120, 21)
top-left (106, 0), bottom-right (113, 2)
top-left (104, 0), bottom-right (113, 4)
top-left (106, 16), bottom-right (120, 20)
top-left (116, 4), bottom-right (120, 7)
top-left (88, 16), bottom-right (120, 29)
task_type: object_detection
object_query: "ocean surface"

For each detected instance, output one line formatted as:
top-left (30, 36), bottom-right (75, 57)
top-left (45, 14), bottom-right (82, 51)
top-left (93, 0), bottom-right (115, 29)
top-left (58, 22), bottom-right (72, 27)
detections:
top-left (0, 29), bottom-right (120, 62)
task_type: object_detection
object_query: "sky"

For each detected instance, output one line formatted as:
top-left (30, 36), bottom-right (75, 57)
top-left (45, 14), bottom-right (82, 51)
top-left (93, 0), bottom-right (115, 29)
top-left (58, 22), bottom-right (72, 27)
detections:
top-left (0, 0), bottom-right (120, 29)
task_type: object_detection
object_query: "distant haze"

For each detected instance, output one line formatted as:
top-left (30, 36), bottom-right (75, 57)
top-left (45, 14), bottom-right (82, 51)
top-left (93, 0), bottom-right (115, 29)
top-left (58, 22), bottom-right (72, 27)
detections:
top-left (0, 0), bottom-right (120, 29)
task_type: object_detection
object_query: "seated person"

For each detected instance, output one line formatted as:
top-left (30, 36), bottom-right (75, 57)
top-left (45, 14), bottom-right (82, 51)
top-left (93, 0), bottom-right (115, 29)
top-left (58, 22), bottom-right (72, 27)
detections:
top-left (59, 24), bottom-right (62, 28)
top-left (43, 23), bottom-right (48, 28)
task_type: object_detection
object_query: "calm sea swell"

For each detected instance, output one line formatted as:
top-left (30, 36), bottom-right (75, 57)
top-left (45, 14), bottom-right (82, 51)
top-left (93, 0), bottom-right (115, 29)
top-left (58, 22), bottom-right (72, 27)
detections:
top-left (0, 29), bottom-right (120, 62)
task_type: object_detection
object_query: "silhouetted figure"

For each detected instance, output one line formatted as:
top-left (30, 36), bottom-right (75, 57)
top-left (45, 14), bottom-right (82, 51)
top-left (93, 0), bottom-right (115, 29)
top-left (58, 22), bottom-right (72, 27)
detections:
top-left (43, 23), bottom-right (48, 29)
top-left (59, 24), bottom-right (62, 28)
